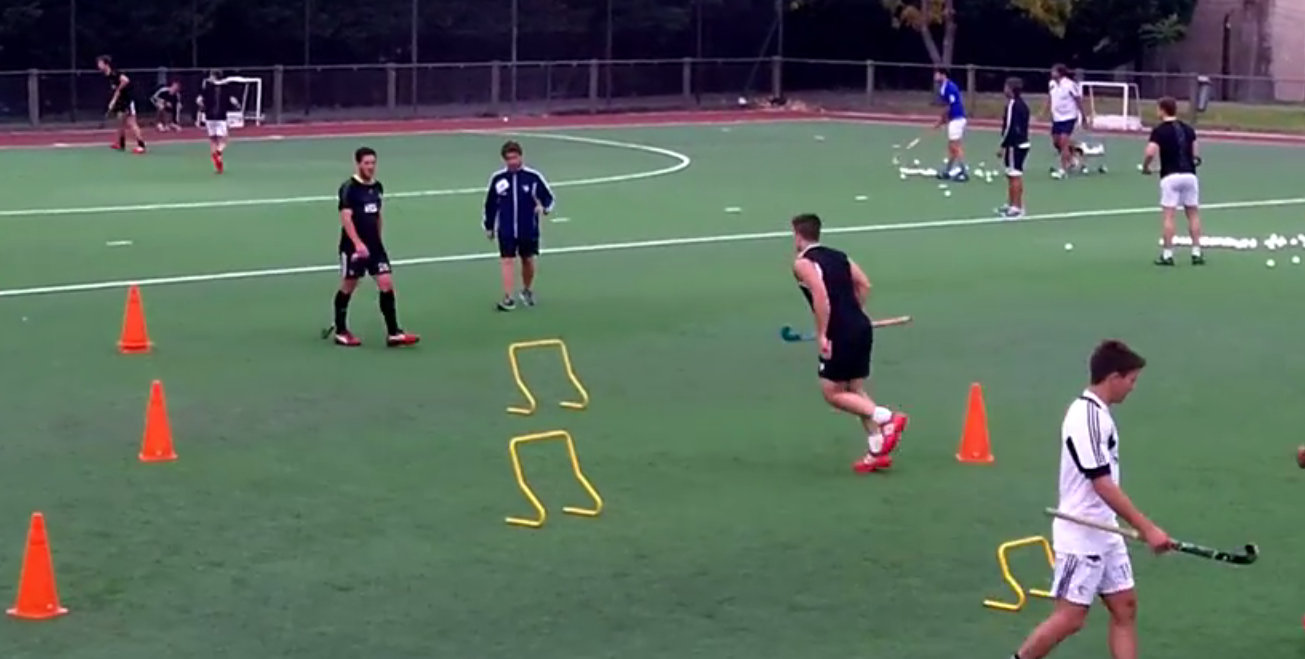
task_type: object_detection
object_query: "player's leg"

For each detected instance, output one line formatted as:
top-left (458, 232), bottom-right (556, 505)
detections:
top-left (497, 235), bottom-right (519, 311)
top-left (1181, 175), bottom-right (1203, 265)
top-left (369, 249), bottom-right (419, 347)
top-left (329, 251), bottom-right (364, 346)
top-left (518, 238), bottom-right (539, 306)
top-left (817, 329), bottom-right (907, 471)
top-left (944, 119), bottom-right (968, 180)
top-left (1010, 553), bottom-right (1101, 659)
top-left (207, 121), bottom-right (227, 173)
top-left (1155, 176), bottom-right (1180, 265)
top-left (124, 104), bottom-right (146, 153)
top-left (1002, 147), bottom-right (1026, 218)
top-left (112, 111), bottom-right (128, 150)
top-left (1098, 551), bottom-right (1138, 659)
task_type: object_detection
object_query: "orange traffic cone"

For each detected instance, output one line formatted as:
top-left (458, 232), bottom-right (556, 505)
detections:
top-left (139, 380), bottom-right (177, 462)
top-left (6, 513), bottom-right (68, 620)
top-left (117, 285), bottom-right (152, 354)
top-left (956, 382), bottom-right (995, 463)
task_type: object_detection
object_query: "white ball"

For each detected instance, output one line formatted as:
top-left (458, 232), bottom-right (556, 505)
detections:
top-left (1266, 259), bottom-right (1276, 268)
top-left (1293, 256), bottom-right (1302, 265)
top-left (899, 173), bottom-right (907, 180)
top-left (913, 159), bottom-right (921, 166)
top-left (1291, 238), bottom-right (1300, 247)
top-left (943, 190), bottom-right (952, 197)
top-left (1064, 243), bottom-right (1074, 251)
top-left (1250, 238), bottom-right (1259, 249)
top-left (1136, 163), bottom-right (1144, 171)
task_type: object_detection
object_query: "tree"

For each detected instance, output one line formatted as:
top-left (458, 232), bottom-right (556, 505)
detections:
top-left (881, 0), bottom-right (956, 65)
top-left (1017, 0), bottom-right (1197, 69)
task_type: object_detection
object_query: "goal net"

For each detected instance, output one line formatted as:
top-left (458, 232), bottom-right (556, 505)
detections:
top-left (197, 76), bottom-right (264, 128)
top-left (1080, 81), bottom-right (1144, 132)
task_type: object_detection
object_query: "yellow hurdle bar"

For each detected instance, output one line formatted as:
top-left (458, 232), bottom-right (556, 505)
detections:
top-left (506, 339), bottom-right (591, 416)
top-left (505, 430), bottom-right (604, 529)
top-left (982, 535), bottom-right (1055, 611)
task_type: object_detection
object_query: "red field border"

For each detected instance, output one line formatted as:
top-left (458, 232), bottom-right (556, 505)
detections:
top-left (1, 109), bottom-right (1302, 149)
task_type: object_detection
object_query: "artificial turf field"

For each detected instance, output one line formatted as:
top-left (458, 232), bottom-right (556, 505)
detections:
top-left (0, 116), bottom-right (1302, 659)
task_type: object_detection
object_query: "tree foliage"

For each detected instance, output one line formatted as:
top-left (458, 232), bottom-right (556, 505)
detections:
top-left (881, 0), bottom-right (957, 65)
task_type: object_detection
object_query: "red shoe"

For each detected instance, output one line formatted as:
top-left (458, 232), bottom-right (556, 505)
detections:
top-left (386, 332), bottom-right (420, 347)
top-left (213, 153), bottom-right (224, 174)
top-left (333, 332), bottom-right (362, 347)
top-left (877, 412), bottom-right (909, 456)
top-left (852, 453), bottom-right (893, 474)
top-left (110, 143), bottom-right (124, 151)
top-left (132, 146), bottom-right (146, 154)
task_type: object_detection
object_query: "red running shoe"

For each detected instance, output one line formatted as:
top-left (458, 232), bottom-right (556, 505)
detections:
top-left (876, 412), bottom-right (909, 456)
top-left (852, 453), bottom-right (893, 474)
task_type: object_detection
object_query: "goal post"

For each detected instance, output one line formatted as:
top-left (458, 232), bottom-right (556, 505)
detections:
top-left (197, 76), bottom-right (264, 128)
top-left (1079, 81), bottom-right (1144, 132)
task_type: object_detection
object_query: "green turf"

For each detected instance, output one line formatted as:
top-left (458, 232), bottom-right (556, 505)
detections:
top-left (0, 120), bottom-right (1303, 659)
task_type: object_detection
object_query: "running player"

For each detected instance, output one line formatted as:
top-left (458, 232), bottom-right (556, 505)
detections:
top-left (1144, 97), bottom-right (1204, 266)
top-left (96, 56), bottom-right (147, 154)
top-left (324, 147), bottom-right (420, 348)
top-left (1008, 339), bottom-right (1169, 659)
top-left (997, 77), bottom-right (1031, 219)
top-left (932, 68), bottom-right (969, 182)
top-left (1045, 64), bottom-right (1087, 178)
top-left (790, 213), bottom-right (909, 473)
top-left (483, 140), bottom-right (554, 311)
top-left (197, 71), bottom-right (231, 173)
top-left (149, 81), bottom-right (182, 131)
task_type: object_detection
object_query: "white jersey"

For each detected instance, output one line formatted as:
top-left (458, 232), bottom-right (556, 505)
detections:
top-left (1048, 78), bottom-right (1081, 122)
top-left (1052, 390), bottom-right (1126, 555)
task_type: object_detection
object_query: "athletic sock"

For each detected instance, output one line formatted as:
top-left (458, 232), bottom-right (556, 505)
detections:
top-left (137, 139), bottom-right (146, 149)
top-left (871, 407), bottom-right (894, 425)
top-left (379, 290), bottom-right (401, 335)
top-left (1192, 246), bottom-right (1202, 257)
top-left (1162, 248), bottom-right (1174, 260)
top-left (866, 432), bottom-right (885, 455)
top-left (333, 290), bottom-right (352, 333)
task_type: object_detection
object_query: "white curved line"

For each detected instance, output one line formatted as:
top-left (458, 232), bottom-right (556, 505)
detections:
top-left (0, 132), bottom-right (692, 219)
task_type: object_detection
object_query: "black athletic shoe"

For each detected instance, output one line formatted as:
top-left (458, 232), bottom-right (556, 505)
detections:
top-left (496, 297), bottom-right (517, 312)
top-left (1191, 254), bottom-right (1206, 266)
top-left (1154, 256), bottom-right (1175, 267)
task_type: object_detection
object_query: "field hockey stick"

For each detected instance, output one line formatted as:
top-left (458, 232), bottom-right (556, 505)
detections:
top-left (780, 316), bottom-right (912, 342)
top-left (1044, 508), bottom-right (1259, 565)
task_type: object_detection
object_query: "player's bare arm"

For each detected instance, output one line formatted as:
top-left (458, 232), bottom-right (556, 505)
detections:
top-left (849, 259), bottom-right (871, 308)
top-left (794, 259), bottom-right (830, 339)
top-left (1141, 141), bottom-right (1159, 173)
top-left (1090, 476), bottom-right (1169, 552)
top-left (340, 208), bottom-right (368, 258)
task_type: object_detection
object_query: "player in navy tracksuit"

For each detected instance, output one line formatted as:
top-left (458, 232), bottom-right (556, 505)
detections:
top-left (483, 140), bottom-right (555, 311)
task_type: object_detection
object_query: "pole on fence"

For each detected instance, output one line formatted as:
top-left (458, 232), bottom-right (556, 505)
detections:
top-left (605, 0), bottom-right (614, 105)
top-left (303, 0), bottom-right (311, 116)
top-left (191, 0), bottom-right (199, 67)
top-left (69, 0), bottom-right (77, 123)
top-left (775, 0), bottom-right (785, 59)
top-left (865, 60), bottom-right (875, 107)
top-left (410, 0), bottom-right (419, 112)
top-left (510, 0), bottom-right (518, 111)
top-left (27, 70), bottom-right (40, 126)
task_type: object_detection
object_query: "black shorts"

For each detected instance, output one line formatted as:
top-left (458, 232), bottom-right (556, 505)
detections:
top-left (499, 235), bottom-right (540, 259)
top-left (339, 244), bottom-right (391, 279)
top-left (1004, 146), bottom-right (1030, 176)
top-left (111, 97), bottom-right (137, 117)
top-left (818, 325), bottom-right (873, 383)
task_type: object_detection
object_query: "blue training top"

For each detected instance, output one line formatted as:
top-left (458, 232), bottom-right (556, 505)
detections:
top-left (939, 79), bottom-right (965, 121)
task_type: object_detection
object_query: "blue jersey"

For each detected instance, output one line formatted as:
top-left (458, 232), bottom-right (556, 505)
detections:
top-left (939, 80), bottom-right (965, 120)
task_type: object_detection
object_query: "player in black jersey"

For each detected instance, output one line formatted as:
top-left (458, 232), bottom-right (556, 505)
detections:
top-left (95, 55), bottom-right (147, 154)
top-left (322, 147), bottom-right (419, 348)
top-left (791, 214), bottom-right (909, 473)
top-left (150, 81), bottom-right (182, 132)
top-left (1143, 97), bottom-right (1204, 266)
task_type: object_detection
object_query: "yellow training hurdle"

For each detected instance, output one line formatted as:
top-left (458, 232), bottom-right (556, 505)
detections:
top-left (505, 430), bottom-right (604, 529)
top-left (983, 535), bottom-right (1055, 611)
top-left (506, 339), bottom-right (590, 416)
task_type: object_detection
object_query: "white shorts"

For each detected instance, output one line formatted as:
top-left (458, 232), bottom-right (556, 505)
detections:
top-left (1050, 550), bottom-right (1134, 606)
top-left (946, 118), bottom-right (967, 141)
top-left (206, 120), bottom-right (229, 139)
top-left (1160, 173), bottom-right (1199, 209)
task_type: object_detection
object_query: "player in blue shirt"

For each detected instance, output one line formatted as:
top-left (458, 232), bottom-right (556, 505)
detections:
top-left (932, 69), bottom-right (969, 182)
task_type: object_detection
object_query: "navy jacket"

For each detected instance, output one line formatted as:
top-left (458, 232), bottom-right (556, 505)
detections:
top-left (482, 167), bottom-right (555, 239)
top-left (1000, 97), bottom-right (1031, 149)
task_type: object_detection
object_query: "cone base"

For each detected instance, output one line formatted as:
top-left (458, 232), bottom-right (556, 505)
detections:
top-left (7, 605), bottom-right (68, 620)
top-left (139, 452), bottom-right (177, 463)
top-left (118, 342), bottom-right (153, 354)
top-left (957, 453), bottom-right (995, 464)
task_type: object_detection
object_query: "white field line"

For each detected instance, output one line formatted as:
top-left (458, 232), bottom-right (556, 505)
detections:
top-left (0, 131), bottom-right (691, 219)
top-left (1, 196), bottom-right (1301, 299)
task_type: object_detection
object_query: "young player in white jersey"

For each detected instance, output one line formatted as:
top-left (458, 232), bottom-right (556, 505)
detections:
top-left (1008, 339), bottom-right (1171, 659)
top-left (1044, 64), bottom-right (1087, 178)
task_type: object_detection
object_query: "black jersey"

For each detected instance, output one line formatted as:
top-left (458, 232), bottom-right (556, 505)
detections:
top-left (337, 177), bottom-right (384, 250)
top-left (1148, 119), bottom-right (1199, 177)
top-left (106, 68), bottom-right (135, 101)
top-left (797, 244), bottom-right (870, 336)
top-left (198, 79), bottom-right (226, 114)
